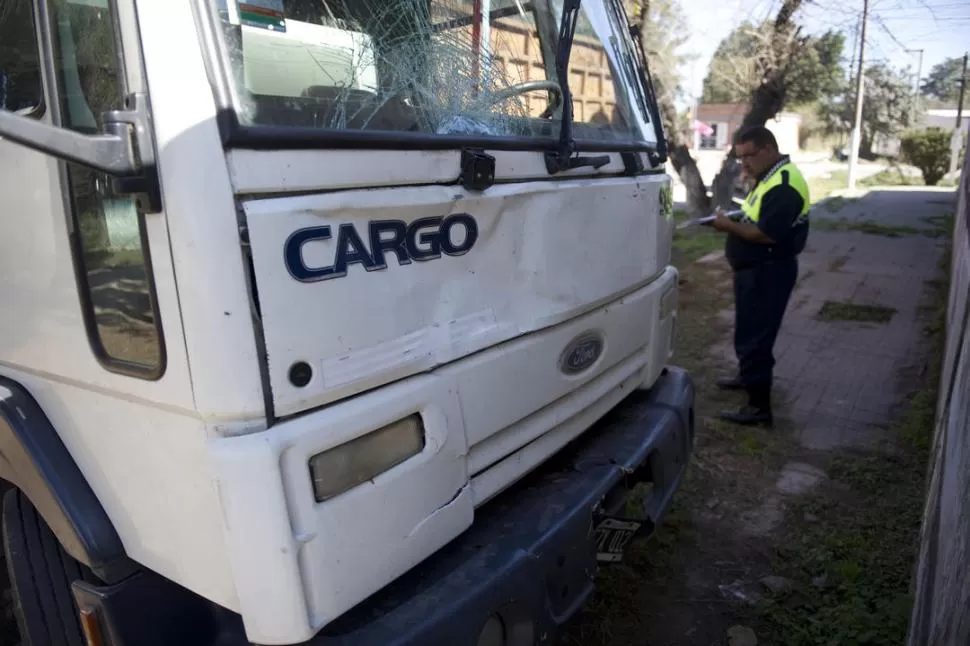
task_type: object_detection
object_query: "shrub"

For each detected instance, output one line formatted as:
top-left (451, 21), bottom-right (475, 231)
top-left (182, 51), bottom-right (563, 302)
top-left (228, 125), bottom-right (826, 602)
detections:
top-left (900, 128), bottom-right (952, 186)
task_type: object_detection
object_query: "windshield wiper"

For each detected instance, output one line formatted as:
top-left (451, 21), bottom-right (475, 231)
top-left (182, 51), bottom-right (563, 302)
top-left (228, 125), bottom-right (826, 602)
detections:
top-left (629, 21), bottom-right (669, 165)
top-left (544, 0), bottom-right (610, 175)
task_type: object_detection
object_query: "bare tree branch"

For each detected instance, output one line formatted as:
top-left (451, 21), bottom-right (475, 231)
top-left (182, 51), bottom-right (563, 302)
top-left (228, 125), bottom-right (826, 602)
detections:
top-left (710, 0), bottom-right (805, 207)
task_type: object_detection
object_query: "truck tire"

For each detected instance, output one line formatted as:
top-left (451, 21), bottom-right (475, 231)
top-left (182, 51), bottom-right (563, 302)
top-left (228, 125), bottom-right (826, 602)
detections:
top-left (2, 489), bottom-right (93, 646)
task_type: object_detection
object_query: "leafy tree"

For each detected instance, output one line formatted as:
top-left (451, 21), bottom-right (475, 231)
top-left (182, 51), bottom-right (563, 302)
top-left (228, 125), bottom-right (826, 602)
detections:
top-left (821, 63), bottom-right (913, 158)
top-left (920, 56), bottom-right (967, 107)
top-left (787, 30), bottom-right (845, 107)
top-left (701, 21), bottom-right (761, 104)
top-left (702, 24), bottom-right (844, 106)
top-left (900, 128), bottom-right (952, 186)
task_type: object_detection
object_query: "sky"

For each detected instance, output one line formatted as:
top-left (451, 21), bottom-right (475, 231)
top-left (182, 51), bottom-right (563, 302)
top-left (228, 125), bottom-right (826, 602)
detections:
top-left (678, 0), bottom-right (970, 103)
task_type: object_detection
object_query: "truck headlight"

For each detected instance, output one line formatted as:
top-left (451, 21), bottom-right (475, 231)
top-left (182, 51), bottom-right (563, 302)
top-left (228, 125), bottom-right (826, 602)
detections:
top-left (309, 415), bottom-right (425, 502)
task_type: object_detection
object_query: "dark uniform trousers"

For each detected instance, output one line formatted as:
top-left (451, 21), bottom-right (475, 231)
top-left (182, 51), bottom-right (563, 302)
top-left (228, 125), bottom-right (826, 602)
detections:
top-left (733, 254), bottom-right (798, 408)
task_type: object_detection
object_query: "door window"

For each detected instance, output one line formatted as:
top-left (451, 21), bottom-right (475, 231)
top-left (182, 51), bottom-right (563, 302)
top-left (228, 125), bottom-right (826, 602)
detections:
top-left (49, 0), bottom-right (165, 377)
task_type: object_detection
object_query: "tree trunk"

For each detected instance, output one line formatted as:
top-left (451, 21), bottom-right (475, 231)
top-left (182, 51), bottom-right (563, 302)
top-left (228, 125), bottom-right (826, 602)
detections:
top-left (637, 4), bottom-right (711, 215)
top-left (709, 0), bottom-right (804, 208)
top-left (669, 144), bottom-right (711, 214)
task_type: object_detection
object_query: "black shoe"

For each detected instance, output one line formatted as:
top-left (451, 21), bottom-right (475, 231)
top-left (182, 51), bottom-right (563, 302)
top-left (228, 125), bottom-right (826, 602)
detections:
top-left (715, 376), bottom-right (745, 391)
top-left (717, 405), bottom-right (773, 427)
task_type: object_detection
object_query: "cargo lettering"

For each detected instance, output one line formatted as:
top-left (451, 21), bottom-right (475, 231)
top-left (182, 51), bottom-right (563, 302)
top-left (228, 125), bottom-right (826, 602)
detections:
top-left (284, 214), bottom-right (479, 282)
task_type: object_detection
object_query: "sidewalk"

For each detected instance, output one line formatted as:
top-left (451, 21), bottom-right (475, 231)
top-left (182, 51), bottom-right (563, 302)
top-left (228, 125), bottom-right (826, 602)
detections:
top-left (774, 188), bottom-right (954, 450)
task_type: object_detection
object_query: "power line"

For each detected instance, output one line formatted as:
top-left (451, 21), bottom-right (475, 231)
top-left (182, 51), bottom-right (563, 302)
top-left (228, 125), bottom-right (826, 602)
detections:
top-left (906, 26), bottom-right (966, 41)
top-left (880, 14), bottom-right (970, 20)
top-left (873, 16), bottom-right (908, 51)
top-left (878, 1), bottom-right (967, 10)
top-left (875, 5), bottom-right (970, 12)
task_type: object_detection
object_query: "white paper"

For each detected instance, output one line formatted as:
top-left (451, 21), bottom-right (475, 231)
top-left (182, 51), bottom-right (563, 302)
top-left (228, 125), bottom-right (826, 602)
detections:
top-left (676, 209), bottom-right (742, 230)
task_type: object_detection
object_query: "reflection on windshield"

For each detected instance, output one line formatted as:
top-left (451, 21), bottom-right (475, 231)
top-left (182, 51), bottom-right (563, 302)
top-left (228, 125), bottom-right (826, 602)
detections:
top-left (216, 0), bottom-right (645, 143)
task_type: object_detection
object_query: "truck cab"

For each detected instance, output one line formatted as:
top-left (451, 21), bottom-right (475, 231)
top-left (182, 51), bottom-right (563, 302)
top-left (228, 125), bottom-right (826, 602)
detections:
top-left (0, 0), bottom-right (693, 644)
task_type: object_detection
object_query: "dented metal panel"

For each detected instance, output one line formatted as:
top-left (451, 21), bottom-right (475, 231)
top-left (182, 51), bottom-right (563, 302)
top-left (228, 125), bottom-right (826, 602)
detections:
top-left (243, 173), bottom-right (667, 418)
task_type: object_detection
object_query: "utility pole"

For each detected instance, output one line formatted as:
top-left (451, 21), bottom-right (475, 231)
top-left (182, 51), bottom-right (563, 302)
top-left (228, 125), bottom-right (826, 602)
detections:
top-left (847, 0), bottom-right (869, 191)
top-left (948, 52), bottom-right (967, 178)
top-left (850, 16), bottom-right (860, 79)
top-left (842, 16), bottom-right (860, 151)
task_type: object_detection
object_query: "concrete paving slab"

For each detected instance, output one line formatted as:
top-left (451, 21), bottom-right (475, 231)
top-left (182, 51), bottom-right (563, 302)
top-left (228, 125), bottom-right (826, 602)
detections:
top-left (775, 189), bottom-right (954, 450)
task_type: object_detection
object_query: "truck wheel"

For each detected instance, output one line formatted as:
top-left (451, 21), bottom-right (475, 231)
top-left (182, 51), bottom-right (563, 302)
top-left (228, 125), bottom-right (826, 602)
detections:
top-left (2, 489), bottom-right (93, 646)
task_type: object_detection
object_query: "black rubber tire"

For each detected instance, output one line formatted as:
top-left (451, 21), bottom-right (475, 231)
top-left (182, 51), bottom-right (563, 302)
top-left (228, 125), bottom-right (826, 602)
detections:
top-left (2, 489), bottom-right (92, 646)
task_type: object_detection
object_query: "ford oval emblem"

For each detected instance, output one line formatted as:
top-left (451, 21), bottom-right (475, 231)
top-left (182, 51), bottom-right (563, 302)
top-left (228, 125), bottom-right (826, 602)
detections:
top-left (559, 331), bottom-right (605, 376)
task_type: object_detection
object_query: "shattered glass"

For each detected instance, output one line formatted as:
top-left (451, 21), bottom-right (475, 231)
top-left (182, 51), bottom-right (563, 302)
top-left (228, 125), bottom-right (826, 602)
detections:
top-left (215, 0), bottom-right (646, 142)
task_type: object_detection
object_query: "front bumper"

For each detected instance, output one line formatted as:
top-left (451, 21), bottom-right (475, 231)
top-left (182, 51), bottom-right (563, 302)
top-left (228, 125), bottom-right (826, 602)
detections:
top-left (73, 366), bottom-right (693, 646)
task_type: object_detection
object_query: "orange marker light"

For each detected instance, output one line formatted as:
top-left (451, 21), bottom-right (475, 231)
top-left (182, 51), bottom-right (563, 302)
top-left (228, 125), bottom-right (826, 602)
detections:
top-left (79, 607), bottom-right (105, 646)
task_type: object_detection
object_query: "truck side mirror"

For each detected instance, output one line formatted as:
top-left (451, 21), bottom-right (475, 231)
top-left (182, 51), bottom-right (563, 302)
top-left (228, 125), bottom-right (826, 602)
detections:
top-left (0, 93), bottom-right (161, 213)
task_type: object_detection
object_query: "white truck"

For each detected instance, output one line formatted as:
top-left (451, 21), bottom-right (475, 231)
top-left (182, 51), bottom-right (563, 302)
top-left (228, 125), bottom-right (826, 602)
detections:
top-left (0, 0), bottom-right (693, 644)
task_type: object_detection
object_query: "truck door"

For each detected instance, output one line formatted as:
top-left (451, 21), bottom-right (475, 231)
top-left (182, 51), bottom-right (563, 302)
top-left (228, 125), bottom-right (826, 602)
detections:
top-left (0, 0), bottom-right (240, 612)
top-left (0, 0), bottom-right (186, 395)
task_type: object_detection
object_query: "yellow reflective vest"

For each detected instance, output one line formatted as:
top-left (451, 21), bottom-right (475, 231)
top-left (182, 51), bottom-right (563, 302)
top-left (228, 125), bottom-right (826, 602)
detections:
top-left (740, 160), bottom-right (810, 225)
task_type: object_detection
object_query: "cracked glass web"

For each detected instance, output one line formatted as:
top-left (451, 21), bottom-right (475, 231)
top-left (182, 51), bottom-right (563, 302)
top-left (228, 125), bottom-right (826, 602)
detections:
top-left (216, 0), bottom-right (645, 142)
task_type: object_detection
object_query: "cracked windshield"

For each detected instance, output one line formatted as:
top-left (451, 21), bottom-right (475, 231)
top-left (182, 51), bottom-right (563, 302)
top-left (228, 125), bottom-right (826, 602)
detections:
top-left (214, 0), bottom-right (646, 142)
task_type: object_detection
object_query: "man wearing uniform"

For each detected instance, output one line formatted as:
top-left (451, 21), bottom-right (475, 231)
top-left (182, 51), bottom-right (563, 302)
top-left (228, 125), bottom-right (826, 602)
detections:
top-left (712, 125), bottom-right (810, 427)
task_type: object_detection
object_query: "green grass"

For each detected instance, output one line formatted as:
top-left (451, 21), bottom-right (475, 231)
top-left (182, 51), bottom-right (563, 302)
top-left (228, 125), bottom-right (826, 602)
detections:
top-left (759, 453), bottom-right (925, 646)
top-left (820, 195), bottom-right (859, 213)
top-left (812, 211), bottom-right (954, 239)
top-left (859, 167), bottom-right (924, 187)
top-left (808, 166), bottom-right (927, 206)
top-left (811, 218), bottom-right (930, 238)
top-left (739, 431), bottom-right (768, 457)
top-left (851, 221), bottom-right (922, 237)
top-left (807, 171), bottom-right (852, 204)
top-left (923, 213), bottom-right (955, 233)
top-left (673, 229), bottom-right (723, 262)
top-left (671, 210), bottom-right (724, 263)
top-left (819, 301), bottom-right (897, 323)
